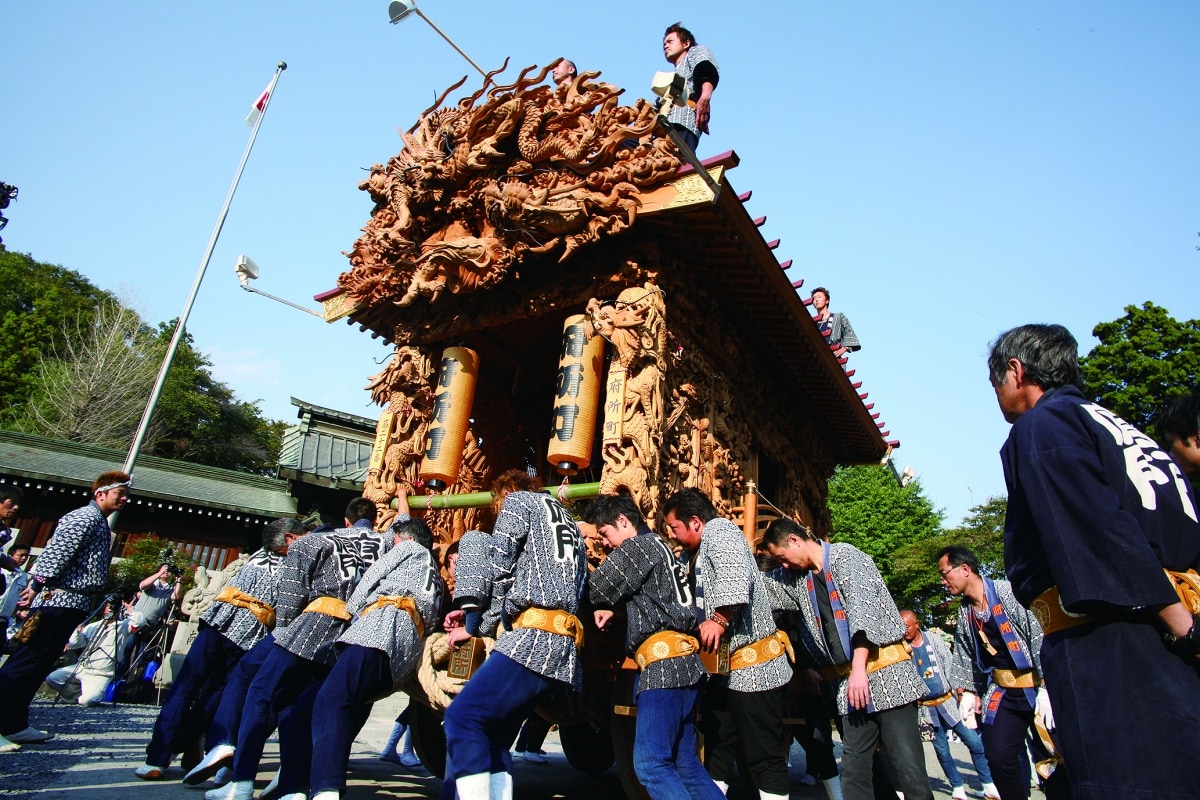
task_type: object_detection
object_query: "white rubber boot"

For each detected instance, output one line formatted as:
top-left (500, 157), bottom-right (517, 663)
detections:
top-left (489, 771), bottom-right (513, 800)
top-left (455, 772), bottom-right (491, 800)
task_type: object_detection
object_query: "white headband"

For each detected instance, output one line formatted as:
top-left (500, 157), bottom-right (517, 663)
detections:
top-left (95, 479), bottom-right (132, 494)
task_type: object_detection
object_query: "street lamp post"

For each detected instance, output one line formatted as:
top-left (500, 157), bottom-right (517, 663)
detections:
top-left (387, 1), bottom-right (488, 79)
top-left (235, 255), bottom-right (324, 318)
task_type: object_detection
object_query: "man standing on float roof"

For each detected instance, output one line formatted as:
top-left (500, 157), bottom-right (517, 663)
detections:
top-left (988, 322), bottom-right (1200, 798)
top-left (661, 22), bottom-right (718, 151)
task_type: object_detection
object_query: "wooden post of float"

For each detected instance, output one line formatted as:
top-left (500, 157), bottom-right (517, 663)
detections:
top-left (741, 480), bottom-right (758, 548)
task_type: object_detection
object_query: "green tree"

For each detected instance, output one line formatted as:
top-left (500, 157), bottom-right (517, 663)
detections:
top-left (891, 496), bottom-right (1007, 625)
top-left (0, 249), bottom-right (112, 422)
top-left (826, 464), bottom-right (944, 598)
top-left (108, 535), bottom-right (195, 597)
top-left (1079, 302), bottom-right (1200, 436)
top-left (20, 298), bottom-right (164, 445)
top-left (147, 322), bottom-right (286, 473)
top-left (0, 251), bottom-right (286, 473)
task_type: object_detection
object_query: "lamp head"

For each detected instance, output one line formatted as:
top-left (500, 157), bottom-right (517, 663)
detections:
top-left (235, 254), bottom-right (260, 288)
top-left (388, 0), bottom-right (417, 23)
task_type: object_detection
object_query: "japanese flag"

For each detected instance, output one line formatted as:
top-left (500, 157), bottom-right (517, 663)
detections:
top-left (245, 84), bottom-right (271, 127)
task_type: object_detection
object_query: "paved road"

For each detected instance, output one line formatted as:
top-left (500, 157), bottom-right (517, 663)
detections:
top-left (0, 692), bottom-right (989, 799)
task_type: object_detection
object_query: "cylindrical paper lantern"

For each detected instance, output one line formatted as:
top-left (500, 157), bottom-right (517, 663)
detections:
top-left (420, 346), bottom-right (479, 490)
top-left (547, 315), bottom-right (605, 475)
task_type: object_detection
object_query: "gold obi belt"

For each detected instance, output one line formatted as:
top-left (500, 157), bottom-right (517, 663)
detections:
top-left (303, 596), bottom-right (352, 621)
top-left (635, 631), bottom-right (700, 670)
top-left (360, 595), bottom-right (424, 638)
top-left (512, 607), bottom-right (585, 649)
top-left (919, 692), bottom-right (953, 707)
top-left (214, 586), bottom-right (276, 629)
top-left (818, 640), bottom-right (912, 682)
top-left (730, 630), bottom-right (794, 672)
top-left (992, 668), bottom-right (1038, 689)
top-left (1030, 586), bottom-right (1128, 637)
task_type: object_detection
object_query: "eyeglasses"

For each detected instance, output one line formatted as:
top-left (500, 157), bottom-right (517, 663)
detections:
top-left (938, 565), bottom-right (962, 578)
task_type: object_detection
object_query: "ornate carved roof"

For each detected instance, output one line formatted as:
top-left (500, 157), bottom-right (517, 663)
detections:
top-left (319, 62), bottom-right (894, 466)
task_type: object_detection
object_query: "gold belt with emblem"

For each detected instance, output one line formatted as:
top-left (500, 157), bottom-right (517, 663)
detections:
top-left (634, 630), bottom-right (700, 669)
top-left (512, 607), bottom-right (585, 649)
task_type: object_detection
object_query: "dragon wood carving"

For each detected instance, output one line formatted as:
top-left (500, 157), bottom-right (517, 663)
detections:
top-left (340, 60), bottom-right (681, 313)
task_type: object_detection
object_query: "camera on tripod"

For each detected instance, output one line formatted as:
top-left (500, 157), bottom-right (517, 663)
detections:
top-left (159, 547), bottom-right (186, 579)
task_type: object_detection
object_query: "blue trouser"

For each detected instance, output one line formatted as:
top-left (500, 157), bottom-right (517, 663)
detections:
top-left (633, 685), bottom-right (724, 800)
top-left (205, 634), bottom-right (274, 747)
top-left (278, 645), bottom-right (391, 796)
top-left (231, 644), bottom-right (328, 782)
top-left (931, 719), bottom-right (993, 789)
top-left (145, 624), bottom-right (244, 767)
top-left (0, 606), bottom-right (86, 735)
top-left (444, 651), bottom-right (550, 778)
top-left (979, 695), bottom-right (1054, 800)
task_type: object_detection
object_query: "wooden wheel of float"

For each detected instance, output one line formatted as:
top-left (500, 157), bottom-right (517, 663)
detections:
top-left (408, 702), bottom-right (447, 777)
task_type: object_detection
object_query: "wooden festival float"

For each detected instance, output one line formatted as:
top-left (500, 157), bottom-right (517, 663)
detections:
top-left (316, 60), bottom-right (895, 796)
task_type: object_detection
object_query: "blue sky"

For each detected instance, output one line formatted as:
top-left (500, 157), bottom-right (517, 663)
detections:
top-left (4, 2), bottom-right (1198, 526)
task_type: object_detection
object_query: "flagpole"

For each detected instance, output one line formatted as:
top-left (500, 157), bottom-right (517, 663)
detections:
top-left (108, 61), bottom-right (287, 531)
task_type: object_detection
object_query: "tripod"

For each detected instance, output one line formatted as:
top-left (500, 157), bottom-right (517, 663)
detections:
top-left (49, 595), bottom-right (129, 707)
top-left (121, 598), bottom-right (179, 705)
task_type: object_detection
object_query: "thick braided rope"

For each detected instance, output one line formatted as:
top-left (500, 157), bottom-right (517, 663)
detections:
top-left (416, 631), bottom-right (496, 711)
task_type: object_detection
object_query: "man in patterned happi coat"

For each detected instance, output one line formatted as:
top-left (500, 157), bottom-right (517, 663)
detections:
top-left (938, 545), bottom-right (1056, 800)
top-left (135, 517), bottom-right (308, 780)
top-left (204, 497), bottom-right (387, 800)
top-left (989, 322), bottom-right (1200, 799)
top-left (586, 493), bottom-right (723, 800)
top-left (662, 488), bottom-right (792, 800)
top-left (900, 609), bottom-right (998, 800)
top-left (0, 470), bottom-right (129, 752)
top-left (443, 469), bottom-right (587, 800)
top-left (277, 511), bottom-right (442, 800)
top-left (660, 22), bottom-right (719, 150)
top-left (761, 518), bottom-right (931, 800)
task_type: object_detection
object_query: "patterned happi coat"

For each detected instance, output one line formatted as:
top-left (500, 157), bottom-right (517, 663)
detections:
top-left (694, 518), bottom-right (791, 693)
top-left (947, 578), bottom-right (1043, 700)
top-left (765, 543), bottom-right (923, 715)
top-left (454, 530), bottom-right (500, 637)
top-left (29, 501), bottom-right (111, 612)
top-left (488, 492), bottom-right (587, 690)
top-left (201, 548), bottom-right (284, 651)
top-left (912, 630), bottom-right (963, 729)
top-left (272, 521), bottom-right (390, 666)
top-left (338, 538), bottom-right (442, 688)
top-left (588, 527), bottom-right (704, 694)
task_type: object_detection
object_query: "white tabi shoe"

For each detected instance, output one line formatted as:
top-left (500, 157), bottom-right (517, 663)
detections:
top-left (455, 772), bottom-right (491, 800)
top-left (714, 780), bottom-right (729, 796)
top-left (823, 776), bottom-right (845, 800)
top-left (204, 779), bottom-right (253, 800)
top-left (277, 794), bottom-right (307, 800)
top-left (258, 768), bottom-right (280, 798)
top-left (951, 786), bottom-right (969, 800)
top-left (982, 783), bottom-right (1001, 800)
top-left (759, 793), bottom-right (789, 800)
top-left (184, 743), bottom-right (236, 785)
top-left (0, 734), bottom-right (20, 754)
top-left (489, 771), bottom-right (513, 800)
top-left (311, 793), bottom-right (340, 800)
top-left (213, 766), bottom-right (233, 787)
